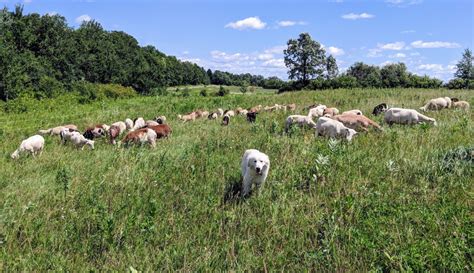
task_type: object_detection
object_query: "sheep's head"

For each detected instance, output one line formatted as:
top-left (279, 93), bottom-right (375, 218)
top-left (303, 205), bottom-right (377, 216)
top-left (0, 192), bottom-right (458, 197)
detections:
top-left (11, 150), bottom-right (20, 159)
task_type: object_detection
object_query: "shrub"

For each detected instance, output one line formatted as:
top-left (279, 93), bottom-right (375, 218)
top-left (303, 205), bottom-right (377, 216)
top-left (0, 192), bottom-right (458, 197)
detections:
top-left (446, 78), bottom-right (467, 89)
top-left (216, 86), bottom-right (229, 96)
top-left (74, 82), bottom-right (137, 104)
top-left (239, 85), bottom-right (248, 94)
top-left (147, 86), bottom-right (168, 96)
top-left (3, 92), bottom-right (37, 113)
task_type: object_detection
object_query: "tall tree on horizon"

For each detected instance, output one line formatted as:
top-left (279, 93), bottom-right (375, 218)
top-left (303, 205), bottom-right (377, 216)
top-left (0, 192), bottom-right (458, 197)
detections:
top-left (284, 33), bottom-right (326, 84)
top-left (326, 55), bottom-right (338, 80)
top-left (454, 48), bottom-right (474, 88)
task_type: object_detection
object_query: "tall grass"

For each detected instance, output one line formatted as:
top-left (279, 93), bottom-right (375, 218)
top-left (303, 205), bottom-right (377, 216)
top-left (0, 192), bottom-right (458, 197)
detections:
top-left (0, 88), bottom-right (472, 271)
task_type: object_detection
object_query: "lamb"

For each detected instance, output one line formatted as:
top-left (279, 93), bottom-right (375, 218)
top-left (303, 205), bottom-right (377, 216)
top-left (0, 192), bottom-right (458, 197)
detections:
top-left (131, 117), bottom-right (146, 131)
top-left (384, 108), bottom-right (437, 126)
top-left (453, 101), bottom-right (470, 110)
top-left (178, 112), bottom-right (197, 122)
top-left (249, 105), bottom-right (262, 112)
top-left (11, 135), bottom-right (45, 159)
top-left (308, 105), bottom-right (327, 118)
top-left (285, 114), bottom-right (317, 132)
top-left (38, 124), bottom-right (78, 136)
top-left (125, 118), bottom-right (134, 130)
top-left (420, 97), bottom-right (452, 111)
top-left (155, 116), bottom-right (167, 124)
top-left (111, 121), bottom-right (127, 133)
top-left (122, 128), bottom-right (157, 148)
top-left (224, 110), bottom-right (235, 117)
top-left (108, 125), bottom-right (122, 145)
top-left (222, 115), bottom-right (230, 126)
top-left (286, 103), bottom-right (297, 111)
top-left (342, 109), bottom-right (363, 116)
top-left (208, 112), bottom-right (218, 120)
top-left (60, 128), bottom-right (80, 144)
top-left (332, 114), bottom-right (382, 132)
top-left (70, 132), bottom-right (95, 150)
top-left (323, 107), bottom-right (339, 117)
top-left (315, 117), bottom-right (358, 141)
top-left (372, 103), bottom-right (388, 116)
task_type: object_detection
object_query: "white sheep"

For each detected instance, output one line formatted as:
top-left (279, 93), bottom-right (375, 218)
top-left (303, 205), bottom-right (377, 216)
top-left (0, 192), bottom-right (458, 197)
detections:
top-left (315, 117), bottom-right (358, 141)
top-left (11, 135), bottom-right (45, 159)
top-left (384, 108), bottom-right (437, 126)
top-left (125, 118), bottom-right (134, 130)
top-left (70, 132), bottom-right (95, 150)
top-left (38, 124), bottom-right (78, 136)
top-left (453, 101), bottom-right (470, 110)
top-left (342, 109), bottom-right (363, 116)
top-left (285, 114), bottom-right (317, 132)
top-left (217, 108), bottom-right (224, 116)
top-left (111, 121), bottom-right (127, 133)
top-left (420, 97), bottom-right (452, 111)
top-left (131, 117), bottom-right (146, 131)
top-left (308, 105), bottom-right (327, 118)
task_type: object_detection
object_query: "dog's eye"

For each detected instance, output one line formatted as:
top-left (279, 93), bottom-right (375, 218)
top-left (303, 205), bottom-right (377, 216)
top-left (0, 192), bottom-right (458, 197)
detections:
top-left (254, 160), bottom-right (257, 163)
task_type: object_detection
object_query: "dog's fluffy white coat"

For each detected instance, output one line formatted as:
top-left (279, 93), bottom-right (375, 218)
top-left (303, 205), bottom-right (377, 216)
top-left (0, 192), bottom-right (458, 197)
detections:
top-left (241, 149), bottom-right (270, 197)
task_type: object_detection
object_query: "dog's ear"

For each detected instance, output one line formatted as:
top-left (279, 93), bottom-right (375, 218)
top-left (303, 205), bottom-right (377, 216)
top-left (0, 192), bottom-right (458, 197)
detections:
top-left (247, 158), bottom-right (253, 168)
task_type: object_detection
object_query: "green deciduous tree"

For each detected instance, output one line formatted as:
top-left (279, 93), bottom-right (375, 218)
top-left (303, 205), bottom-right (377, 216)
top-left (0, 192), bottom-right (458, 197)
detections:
top-left (326, 55), bottom-right (338, 80)
top-left (284, 33), bottom-right (326, 84)
top-left (454, 48), bottom-right (474, 88)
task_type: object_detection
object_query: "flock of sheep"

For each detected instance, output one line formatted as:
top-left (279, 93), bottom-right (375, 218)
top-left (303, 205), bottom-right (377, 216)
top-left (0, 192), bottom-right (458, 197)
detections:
top-left (10, 96), bottom-right (469, 160)
top-left (9, 95), bottom-right (470, 196)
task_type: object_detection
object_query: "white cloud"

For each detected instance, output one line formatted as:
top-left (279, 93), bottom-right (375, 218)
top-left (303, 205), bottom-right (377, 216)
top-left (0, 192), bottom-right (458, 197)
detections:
top-left (417, 64), bottom-right (443, 71)
top-left (380, 61), bottom-right (395, 66)
top-left (410, 52), bottom-right (420, 56)
top-left (386, 0), bottom-right (423, 7)
top-left (401, 30), bottom-right (415, 34)
top-left (389, 53), bottom-right (407, 58)
top-left (277, 20), bottom-right (307, 27)
top-left (257, 53), bottom-right (274, 61)
top-left (327, 46), bottom-right (345, 56)
top-left (264, 45), bottom-right (286, 54)
top-left (262, 58), bottom-right (285, 68)
top-left (411, 40), bottom-right (461, 49)
top-left (341, 13), bottom-right (375, 20)
top-left (75, 14), bottom-right (92, 24)
top-left (210, 50), bottom-right (251, 62)
top-left (379, 41), bottom-right (406, 50)
top-left (23, 0), bottom-right (32, 3)
top-left (46, 11), bottom-right (58, 16)
top-left (182, 51), bottom-right (189, 55)
top-left (225, 17), bottom-right (266, 30)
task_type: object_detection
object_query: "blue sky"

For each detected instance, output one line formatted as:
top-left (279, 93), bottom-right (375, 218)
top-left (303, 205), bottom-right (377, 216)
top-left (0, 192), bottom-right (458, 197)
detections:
top-left (3, 0), bottom-right (473, 81)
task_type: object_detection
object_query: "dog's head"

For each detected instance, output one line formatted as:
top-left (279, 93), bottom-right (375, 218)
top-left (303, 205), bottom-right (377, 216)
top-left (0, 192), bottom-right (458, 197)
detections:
top-left (247, 155), bottom-right (269, 175)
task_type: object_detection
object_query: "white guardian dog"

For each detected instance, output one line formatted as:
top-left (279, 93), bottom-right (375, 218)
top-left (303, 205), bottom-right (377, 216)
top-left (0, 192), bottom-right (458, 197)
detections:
top-left (241, 149), bottom-right (270, 197)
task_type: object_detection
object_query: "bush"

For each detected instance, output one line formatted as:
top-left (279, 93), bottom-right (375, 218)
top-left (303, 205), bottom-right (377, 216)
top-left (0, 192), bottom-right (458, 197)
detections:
top-left (147, 86), bottom-right (168, 96)
top-left (3, 93), bottom-right (37, 113)
top-left (36, 76), bottom-right (65, 100)
top-left (216, 86), bottom-right (229, 96)
top-left (278, 81), bottom-right (307, 93)
top-left (446, 78), bottom-right (467, 89)
top-left (74, 82), bottom-right (137, 104)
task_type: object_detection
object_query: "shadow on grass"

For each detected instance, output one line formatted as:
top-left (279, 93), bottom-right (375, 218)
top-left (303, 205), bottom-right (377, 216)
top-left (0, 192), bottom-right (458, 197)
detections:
top-left (222, 175), bottom-right (254, 204)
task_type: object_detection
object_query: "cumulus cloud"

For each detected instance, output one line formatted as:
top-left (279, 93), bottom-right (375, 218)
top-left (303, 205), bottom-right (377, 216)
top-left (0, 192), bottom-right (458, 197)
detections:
top-left (46, 11), bottom-right (58, 16)
top-left (389, 53), bottom-right (407, 58)
top-left (401, 30), bottom-right (415, 34)
top-left (225, 17), bottom-right (266, 30)
top-left (262, 58), bottom-right (285, 68)
top-left (75, 14), bottom-right (92, 24)
top-left (276, 20), bottom-right (307, 27)
top-left (327, 46), bottom-right (345, 56)
top-left (417, 64), bottom-right (443, 71)
top-left (379, 41), bottom-right (406, 50)
top-left (386, 0), bottom-right (423, 7)
top-left (257, 53), bottom-right (274, 61)
top-left (411, 40), bottom-right (461, 49)
top-left (341, 13), bottom-right (374, 20)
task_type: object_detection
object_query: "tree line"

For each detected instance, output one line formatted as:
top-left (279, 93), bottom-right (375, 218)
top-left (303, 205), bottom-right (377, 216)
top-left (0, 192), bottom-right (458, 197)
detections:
top-left (280, 33), bottom-right (473, 92)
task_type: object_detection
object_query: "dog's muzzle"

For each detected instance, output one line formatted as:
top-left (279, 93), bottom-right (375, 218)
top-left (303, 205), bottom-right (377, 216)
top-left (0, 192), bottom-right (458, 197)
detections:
top-left (256, 167), bottom-right (262, 175)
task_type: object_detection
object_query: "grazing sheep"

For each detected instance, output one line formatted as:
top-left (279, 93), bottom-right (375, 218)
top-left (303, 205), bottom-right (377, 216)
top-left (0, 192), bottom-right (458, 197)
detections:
top-left (208, 112), bottom-right (218, 120)
top-left (178, 112), bottom-right (197, 122)
top-left (147, 124), bottom-right (172, 139)
top-left (315, 117), bottom-right (358, 141)
top-left (285, 114), bottom-right (317, 132)
top-left (125, 118), bottom-right (134, 130)
top-left (249, 105), bottom-right (262, 113)
top-left (38, 124), bottom-right (78, 136)
top-left (308, 105), bottom-right (327, 118)
top-left (111, 121), bottom-right (127, 133)
top-left (450, 97), bottom-right (459, 102)
top-left (241, 149), bottom-right (270, 197)
top-left (122, 128), bottom-right (157, 148)
top-left (11, 135), bottom-right (45, 159)
top-left (96, 123), bottom-right (110, 132)
top-left (131, 117), bottom-right (146, 131)
top-left (83, 126), bottom-right (106, 140)
top-left (384, 108), bottom-right (437, 126)
top-left (372, 103), bottom-right (388, 116)
top-left (235, 107), bottom-right (244, 114)
top-left (286, 103), bottom-right (297, 111)
top-left (146, 120), bottom-right (160, 127)
top-left (155, 116), bottom-right (167, 124)
top-left (332, 114), bottom-right (382, 132)
top-left (217, 108), bottom-right (224, 116)
top-left (247, 112), bottom-right (258, 123)
top-left (108, 125), bottom-right (122, 145)
top-left (222, 115), bottom-right (230, 126)
top-left (239, 109), bottom-right (249, 116)
top-left (453, 101), bottom-right (470, 110)
top-left (60, 128), bottom-right (80, 144)
top-left (201, 111), bottom-right (209, 118)
top-left (420, 97), bottom-right (452, 111)
top-left (323, 107), bottom-right (339, 117)
top-left (342, 109), bottom-right (363, 116)
top-left (224, 110), bottom-right (235, 117)
top-left (264, 105), bottom-right (278, 111)
top-left (70, 132), bottom-right (95, 150)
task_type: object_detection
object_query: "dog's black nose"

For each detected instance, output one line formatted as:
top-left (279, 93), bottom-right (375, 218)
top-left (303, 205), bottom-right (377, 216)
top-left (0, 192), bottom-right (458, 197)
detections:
top-left (256, 167), bottom-right (261, 173)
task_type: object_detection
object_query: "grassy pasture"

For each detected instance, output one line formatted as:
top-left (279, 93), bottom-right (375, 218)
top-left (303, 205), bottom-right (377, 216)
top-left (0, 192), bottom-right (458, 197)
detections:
top-left (0, 88), bottom-right (472, 271)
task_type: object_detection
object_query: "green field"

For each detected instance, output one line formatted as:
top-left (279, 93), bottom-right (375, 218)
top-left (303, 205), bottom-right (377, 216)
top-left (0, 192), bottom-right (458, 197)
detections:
top-left (0, 88), bottom-right (472, 271)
